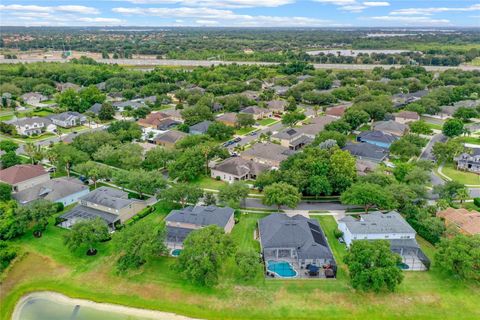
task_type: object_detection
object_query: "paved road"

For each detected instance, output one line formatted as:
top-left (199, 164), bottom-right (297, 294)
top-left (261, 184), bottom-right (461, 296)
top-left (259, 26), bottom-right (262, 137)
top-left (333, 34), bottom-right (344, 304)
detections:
top-left (420, 133), bottom-right (446, 161)
top-left (2, 58), bottom-right (479, 72)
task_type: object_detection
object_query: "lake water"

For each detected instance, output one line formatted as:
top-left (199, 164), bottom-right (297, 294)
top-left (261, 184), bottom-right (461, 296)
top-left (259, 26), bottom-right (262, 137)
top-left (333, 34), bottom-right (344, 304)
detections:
top-left (15, 294), bottom-right (161, 320)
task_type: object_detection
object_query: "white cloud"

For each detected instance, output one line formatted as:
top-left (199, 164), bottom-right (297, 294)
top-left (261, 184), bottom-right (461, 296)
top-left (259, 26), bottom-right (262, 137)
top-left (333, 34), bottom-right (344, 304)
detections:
top-left (341, 5), bottom-right (366, 13)
top-left (313, 0), bottom-right (357, 5)
top-left (122, 0), bottom-right (294, 8)
top-left (112, 6), bottom-right (340, 26)
top-left (370, 16), bottom-right (450, 25)
top-left (0, 4), bottom-right (99, 15)
top-left (77, 17), bottom-right (123, 24)
top-left (363, 2), bottom-right (390, 7)
top-left (195, 19), bottom-right (220, 25)
top-left (390, 4), bottom-right (480, 16)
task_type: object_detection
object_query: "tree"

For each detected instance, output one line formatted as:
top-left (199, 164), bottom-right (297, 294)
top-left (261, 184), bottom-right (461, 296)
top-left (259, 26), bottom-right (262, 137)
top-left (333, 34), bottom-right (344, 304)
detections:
top-left (390, 139), bottom-right (422, 160)
top-left (64, 218), bottom-right (109, 255)
top-left (75, 161), bottom-right (111, 188)
top-left (325, 119), bottom-right (351, 135)
top-left (282, 111), bottom-right (305, 127)
top-left (456, 187), bottom-right (470, 204)
top-left (0, 140), bottom-right (18, 153)
top-left (344, 109), bottom-right (370, 129)
top-left (341, 182), bottom-right (397, 213)
top-left (162, 183), bottom-right (203, 207)
top-left (0, 240), bottom-right (17, 272)
top-left (262, 182), bottom-right (301, 211)
top-left (432, 139), bottom-right (463, 163)
top-left (453, 107), bottom-right (478, 122)
top-left (50, 143), bottom-right (89, 177)
top-left (107, 121), bottom-right (142, 142)
top-left (307, 176), bottom-right (332, 199)
top-left (235, 250), bottom-right (262, 282)
top-left (313, 130), bottom-right (347, 148)
top-left (218, 181), bottom-right (249, 208)
top-left (328, 149), bottom-right (357, 193)
top-left (72, 131), bottom-right (117, 155)
top-left (181, 105), bottom-right (213, 126)
top-left (98, 102), bottom-right (115, 120)
top-left (0, 183), bottom-right (12, 202)
top-left (114, 220), bottom-right (167, 272)
top-left (0, 152), bottom-right (21, 169)
top-left (114, 169), bottom-right (166, 199)
top-left (442, 118), bottom-right (464, 137)
top-left (236, 113), bottom-right (255, 128)
top-left (203, 192), bottom-right (217, 206)
top-left (206, 122), bottom-right (234, 141)
top-left (285, 96), bottom-right (297, 112)
top-left (16, 199), bottom-right (58, 237)
top-left (433, 180), bottom-right (465, 201)
top-left (168, 148), bottom-right (205, 182)
top-left (344, 240), bottom-right (403, 292)
top-left (142, 147), bottom-right (176, 170)
top-left (23, 142), bottom-right (44, 164)
top-left (408, 120), bottom-right (433, 135)
top-left (176, 225), bottom-right (236, 286)
top-left (435, 234), bottom-right (480, 281)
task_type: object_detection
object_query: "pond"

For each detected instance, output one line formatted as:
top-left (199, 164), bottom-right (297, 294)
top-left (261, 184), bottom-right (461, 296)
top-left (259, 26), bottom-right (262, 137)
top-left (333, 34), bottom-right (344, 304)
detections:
top-left (13, 292), bottom-right (197, 320)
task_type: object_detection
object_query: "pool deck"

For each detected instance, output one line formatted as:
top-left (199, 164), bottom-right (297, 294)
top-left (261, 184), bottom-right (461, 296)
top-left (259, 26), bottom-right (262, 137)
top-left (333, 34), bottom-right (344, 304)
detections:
top-left (265, 259), bottom-right (332, 279)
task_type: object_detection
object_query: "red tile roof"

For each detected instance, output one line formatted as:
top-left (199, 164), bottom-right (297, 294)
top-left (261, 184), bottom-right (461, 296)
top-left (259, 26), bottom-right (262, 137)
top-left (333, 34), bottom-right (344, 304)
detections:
top-left (437, 207), bottom-right (480, 235)
top-left (326, 105), bottom-right (347, 117)
top-left (0, 164), bottom-right (47, 185)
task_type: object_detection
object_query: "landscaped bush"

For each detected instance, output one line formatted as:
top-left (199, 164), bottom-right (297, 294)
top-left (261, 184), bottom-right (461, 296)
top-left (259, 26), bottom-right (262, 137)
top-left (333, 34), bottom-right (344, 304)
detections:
top-left (334, 229), bottom-right (344, 239)
top-left (474, 197), bottom-right (480, 207)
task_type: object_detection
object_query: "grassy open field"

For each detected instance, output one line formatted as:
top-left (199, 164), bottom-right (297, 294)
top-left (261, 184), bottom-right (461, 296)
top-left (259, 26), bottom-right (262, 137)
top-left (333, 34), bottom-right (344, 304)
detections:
top-left (1, 211), bottom-right (479, 320)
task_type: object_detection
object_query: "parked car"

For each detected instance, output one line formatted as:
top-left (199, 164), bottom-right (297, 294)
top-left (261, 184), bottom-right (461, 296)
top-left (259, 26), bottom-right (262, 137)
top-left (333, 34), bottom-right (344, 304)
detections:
top-left (234, 137), bottom-right (241, 142)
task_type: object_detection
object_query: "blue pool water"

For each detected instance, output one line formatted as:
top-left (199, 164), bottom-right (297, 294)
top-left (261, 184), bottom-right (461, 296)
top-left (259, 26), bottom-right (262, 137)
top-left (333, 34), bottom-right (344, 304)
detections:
top-left (267, 260), bottom-right (297, 278)
top-left (171, 249), bottom-right (182, 256)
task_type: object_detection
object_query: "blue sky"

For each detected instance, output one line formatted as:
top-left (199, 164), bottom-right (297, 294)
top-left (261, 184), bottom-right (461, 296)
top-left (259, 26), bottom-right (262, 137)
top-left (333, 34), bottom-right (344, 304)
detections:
top-left (1, 1), bottom-right (479, 27)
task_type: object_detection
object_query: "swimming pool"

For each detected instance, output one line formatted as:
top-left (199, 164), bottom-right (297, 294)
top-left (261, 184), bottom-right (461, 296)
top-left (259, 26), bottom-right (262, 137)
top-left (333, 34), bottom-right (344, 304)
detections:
top-left (171, 249), bottom-right (182, 257)
top-left (267, 260), bottom-right (297, 278)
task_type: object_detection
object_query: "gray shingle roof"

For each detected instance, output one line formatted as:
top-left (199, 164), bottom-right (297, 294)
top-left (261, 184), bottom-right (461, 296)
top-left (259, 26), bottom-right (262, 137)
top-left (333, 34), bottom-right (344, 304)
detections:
top-left (89, 103), bottom-right (102, 115)
top-left (49, 111), bottom-right (85, 122)
top-left (154, 130), bottom-right (188, 144)
top-left (165, 205), bottom-right (234, 228)
top-left (6, 117), bottom-right (52, 127)
top-left (80, 186), bottom-right (134, 210)
top-left (358, 130), bottom-right (399, 144)
top-left (343, 142), bottom-right (388, 162)
top-left (189, 120), bottom-right (213, 133)
top-left (241, 142), bottom-right (294, 164)
top-left (212, 157), bottom-right (271, 177)
top-left (259, 214), bottom-right (334, 260)
top-left (372, 120), bottom-right (407, 135)
top-left (338, 211), bottom-right (416, 235)
top-left (13, 178), bottom-right (88, 205)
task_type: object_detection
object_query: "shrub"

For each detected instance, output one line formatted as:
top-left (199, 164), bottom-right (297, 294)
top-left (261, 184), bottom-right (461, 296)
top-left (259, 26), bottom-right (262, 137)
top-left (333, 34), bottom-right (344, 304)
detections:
top-left (334, 229), bottom-right (344, 239)
top-left (474, 197), bottom-right (480, 207)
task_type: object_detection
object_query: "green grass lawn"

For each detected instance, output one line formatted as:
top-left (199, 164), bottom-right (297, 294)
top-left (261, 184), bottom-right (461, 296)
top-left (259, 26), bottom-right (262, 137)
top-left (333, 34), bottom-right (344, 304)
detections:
top-left (257, 118), bottom-right (277, 126)
top-left (440, 163), bottom-right (480, 185)
top-left (358, 124), bottom-right (371, 132)
top-left (235, 126), bottom-right (256, 136)
top-left (2, 212), bottom-right (480, 320)
top-left (458, 136), bottom-right (480, 145)
top-left (189, 176), bottom-right (228, 190)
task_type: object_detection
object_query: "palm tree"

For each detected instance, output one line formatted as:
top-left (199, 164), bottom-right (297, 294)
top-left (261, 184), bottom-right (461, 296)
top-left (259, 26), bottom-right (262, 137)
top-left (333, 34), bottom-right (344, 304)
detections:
top-left (456, 188), bottom-right (470, 204)
top-left (313, 105), bottom-right (320, 117)
top-left (24, 142), bottom-right (44, 164)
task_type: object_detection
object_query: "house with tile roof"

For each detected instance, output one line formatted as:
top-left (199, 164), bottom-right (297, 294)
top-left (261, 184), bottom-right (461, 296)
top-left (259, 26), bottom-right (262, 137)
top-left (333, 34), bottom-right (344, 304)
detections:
top-left (0, 164), bottom-right (50, 192)
top-left (437, 208), bottom-right (480, 236)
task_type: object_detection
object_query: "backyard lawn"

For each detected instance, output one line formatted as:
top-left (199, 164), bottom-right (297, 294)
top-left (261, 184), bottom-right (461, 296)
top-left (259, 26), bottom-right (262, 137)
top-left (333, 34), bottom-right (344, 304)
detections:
top-left (440, 163), bottom-right (480, 185)
top-left (189, 176), bottom-right (228, 190)
top-left (235, 126), bottom-right (256, 136)
top-left (1, 213), bottom-right (480, 320)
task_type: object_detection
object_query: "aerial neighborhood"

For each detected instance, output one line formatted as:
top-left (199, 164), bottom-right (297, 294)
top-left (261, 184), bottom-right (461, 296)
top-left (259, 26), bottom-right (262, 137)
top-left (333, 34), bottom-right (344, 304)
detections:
top-left (0, 26), bottom-right (480, 320)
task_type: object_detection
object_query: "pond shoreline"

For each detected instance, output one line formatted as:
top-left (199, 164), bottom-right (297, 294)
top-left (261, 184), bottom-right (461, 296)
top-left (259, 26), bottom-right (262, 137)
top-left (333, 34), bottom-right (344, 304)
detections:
top-left (13, 291), bottom-right (200, 320)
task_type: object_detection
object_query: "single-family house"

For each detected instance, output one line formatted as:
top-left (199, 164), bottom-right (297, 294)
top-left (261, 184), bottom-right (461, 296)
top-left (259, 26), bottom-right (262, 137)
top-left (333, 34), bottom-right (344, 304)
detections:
top-left (153, 130), bottom-right (188, 149)
top-left (58, 187), bottom-right (147, 229)
top-left (266, 100), bottom-right (287, 114)
top-left (212, 102), bottom-right (224, 113)
top-left (272, 86), bottom-right (289, 96)
top-left (242, 90), bottom-right (260, 101)
top-left (137, 112), bottom-right (171, 129)
top-left (325, 105), bottom-right (347, 118)
top-left (21, 92), bottom-right (48, 106)
top-left (112, 100), bottom-right (144, 112)
top-left (5, 117), bottom-right (56, 136)
top-left (357, 130), bottom-right (399, 149)
top-left (0, 164), bottom-right (50, 192)
top-left (338, 211), bottom-right (430, 271)
top-left (258, 214), bottom-right (336, 278)
top-left (56, 82), bottom-right (81, 92)
top-left (343, 142), bottom-right (388, 163)
top-left (88, 103), bottom-right (103, 116)
top-left (356, 159), bottom-right (378, 176)
top-left (156, 119), bottom-right (180, 131)
top-left (216, 113), bottom-right (238, 127)
top-left (239, 106), bottom-right (272, 120)
top-left (241, 142), bottom-right (294, 167)
top-left (165, 205), bottom-right (235, 250)
top-left (437, 207), bottom-right (480, 236)
top-left (372, 120), bottom-right (408, 137)
top-left (161, 108), bottom-right (184, 122)
top-left (49, 112), bottom-right (87, 128)
top-left (392, 90), bottom-right (428, 109)
top-left (190, 120), bottom-right (213, 135)
top-left (211, 157), bottom-right (271, 182)
top-left (13, 177), bottom-right (89, 206)
top-left (454, 149), bottom-right (480, 173)
top-left (394, 111), bottom-right (420, 124)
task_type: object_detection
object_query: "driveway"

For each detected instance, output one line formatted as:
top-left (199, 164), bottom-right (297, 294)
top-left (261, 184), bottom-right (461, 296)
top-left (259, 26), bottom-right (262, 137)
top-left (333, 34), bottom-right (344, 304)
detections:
top-left (419, 133), bottom-right (446, 161)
